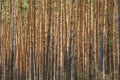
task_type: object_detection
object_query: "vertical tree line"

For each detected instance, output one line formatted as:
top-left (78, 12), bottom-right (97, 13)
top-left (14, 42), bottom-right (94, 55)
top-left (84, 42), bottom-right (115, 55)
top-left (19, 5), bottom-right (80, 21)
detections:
top-left (0, 0), bottom-right (120, 80)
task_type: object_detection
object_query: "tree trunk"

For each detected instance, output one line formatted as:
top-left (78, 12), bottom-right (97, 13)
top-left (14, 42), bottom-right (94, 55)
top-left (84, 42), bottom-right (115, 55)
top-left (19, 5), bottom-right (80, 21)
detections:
top-left (99, 0), bottom-right (104, 80)
top-left (118, 0), bottom-right (120, 79)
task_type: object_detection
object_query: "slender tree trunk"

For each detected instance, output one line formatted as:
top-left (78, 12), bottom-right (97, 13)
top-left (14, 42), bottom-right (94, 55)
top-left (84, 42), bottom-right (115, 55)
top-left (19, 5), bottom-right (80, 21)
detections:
top-left (66, 1), bottom-right (74, 80)
top-left (45, 0), bottom-right (52, 80)
top-left (10, 0), bottom-right (16, 79)
top-left (0, 1), bottom-right (2, 79)
top-left (42, 0), bottom-right (46, 80)
top-left (118, 0), bottom-right (120, 79)
top-left (52, 23), bottom-right (55, 80)
top-left (99, 0), bottom-right (104, 80)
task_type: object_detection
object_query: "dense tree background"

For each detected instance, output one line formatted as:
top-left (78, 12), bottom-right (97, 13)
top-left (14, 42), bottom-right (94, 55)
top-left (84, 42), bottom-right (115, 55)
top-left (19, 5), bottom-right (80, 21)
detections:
top-left (0, 0), bottom-right (120, 80)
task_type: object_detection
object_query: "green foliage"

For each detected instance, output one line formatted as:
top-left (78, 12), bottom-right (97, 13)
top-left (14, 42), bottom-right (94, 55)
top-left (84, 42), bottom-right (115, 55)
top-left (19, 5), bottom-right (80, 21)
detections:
top-left (0, 0), bottom-right (4, 3)
top-left (22, 0), bottom-right (28, 10)
top-left (107, 39), bottom-right (114, 46)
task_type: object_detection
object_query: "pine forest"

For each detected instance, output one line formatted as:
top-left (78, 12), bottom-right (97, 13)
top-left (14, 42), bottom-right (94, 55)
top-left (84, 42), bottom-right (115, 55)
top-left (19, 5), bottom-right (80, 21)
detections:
top-left (0, 0), bottom-right (120, 80)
